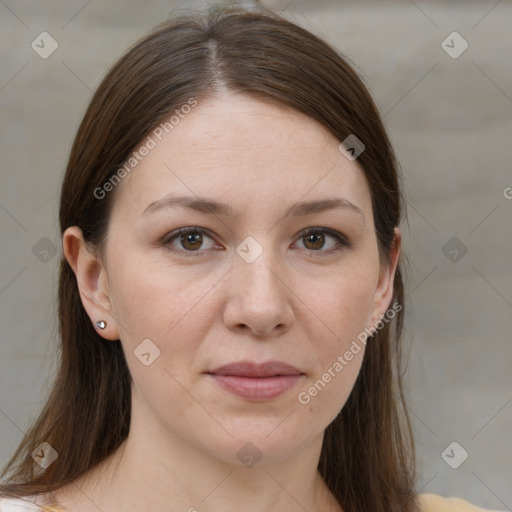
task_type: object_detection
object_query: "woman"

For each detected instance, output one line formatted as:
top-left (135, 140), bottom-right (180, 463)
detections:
top-left (0, 6), bottom-right (500, 512)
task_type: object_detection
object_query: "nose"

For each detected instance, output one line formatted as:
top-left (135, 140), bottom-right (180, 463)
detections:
top-left (222, 247), bottom-right (295, 338)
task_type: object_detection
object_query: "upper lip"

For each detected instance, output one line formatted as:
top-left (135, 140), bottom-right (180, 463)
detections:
top-left (208, 360), bottom-right (303, 377)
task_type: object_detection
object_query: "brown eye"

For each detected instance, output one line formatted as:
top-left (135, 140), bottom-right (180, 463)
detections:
top-left (180, 231), bottom-right (203, 251)
top-left (295, 228), bottom-right (349, 254)
top-left (163, 227), bottom-right (217, 256)
top-left (303, 232), bottom-right (326, 250)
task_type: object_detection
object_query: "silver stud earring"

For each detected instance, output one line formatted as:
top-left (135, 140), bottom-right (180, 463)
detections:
top-left (96, 320), bottom-right (107, 330)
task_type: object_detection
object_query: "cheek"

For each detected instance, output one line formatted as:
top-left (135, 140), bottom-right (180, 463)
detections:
top-left (296, 292), bottom-right (369, 424)
top-left (108, 267), bottom-right (219, 415)
top-left (295, 262), bottom-right (377, 416)
top-left (305, 262), bottom-right (378, 357)
top-left (107, 253), bottom-right (220, 365)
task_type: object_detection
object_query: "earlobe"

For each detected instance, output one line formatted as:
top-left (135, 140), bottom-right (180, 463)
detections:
top-left (62, 226), bottom-right (120, 341)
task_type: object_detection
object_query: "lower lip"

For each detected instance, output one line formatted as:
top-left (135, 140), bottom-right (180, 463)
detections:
top-left (208, 374), bottom-right (304, 401)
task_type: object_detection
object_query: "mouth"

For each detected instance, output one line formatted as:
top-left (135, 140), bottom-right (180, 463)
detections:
top-left (206, 361), bottom-right (305, 401)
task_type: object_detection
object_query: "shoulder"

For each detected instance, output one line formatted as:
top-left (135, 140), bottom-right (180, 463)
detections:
top-left (417, 493), bottom-right (506, 512)
top-left (0, 496), bottom-right (64, 512)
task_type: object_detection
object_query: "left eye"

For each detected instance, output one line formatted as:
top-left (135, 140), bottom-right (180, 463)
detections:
top-left (294, 228), bottom-right (349, 253)
top-left (162, 227), bottom-right (348, 256)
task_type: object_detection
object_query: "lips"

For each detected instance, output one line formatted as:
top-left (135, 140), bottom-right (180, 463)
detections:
top-left (208, 360), bottom-right (303, 378)
top-left (206, 361), bottom-right (304, 401)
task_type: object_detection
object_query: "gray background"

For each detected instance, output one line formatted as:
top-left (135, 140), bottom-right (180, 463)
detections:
top-left (1, 0), bottom-right (511, 509)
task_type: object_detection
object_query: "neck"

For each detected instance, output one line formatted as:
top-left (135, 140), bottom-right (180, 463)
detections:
top-left (52, 407), bottom-right (341, 512)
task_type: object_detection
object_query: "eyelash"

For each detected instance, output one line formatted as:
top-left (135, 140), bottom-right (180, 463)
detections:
top-left (161, 227), bottom-right (350, 257)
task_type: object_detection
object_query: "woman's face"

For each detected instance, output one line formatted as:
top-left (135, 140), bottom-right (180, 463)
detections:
top-left (71, 93), bottom-right (399, 466)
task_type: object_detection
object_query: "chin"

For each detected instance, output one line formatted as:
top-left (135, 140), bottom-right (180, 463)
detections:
top-left (193, 419), bottom-right (319, 468)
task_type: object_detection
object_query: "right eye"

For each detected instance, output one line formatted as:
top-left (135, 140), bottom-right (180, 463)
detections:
top-left (162, 227), bottom-right (220, 256)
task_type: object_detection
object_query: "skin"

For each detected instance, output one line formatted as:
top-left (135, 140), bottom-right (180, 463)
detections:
top-left (59, 92), bottom-right (400, 512)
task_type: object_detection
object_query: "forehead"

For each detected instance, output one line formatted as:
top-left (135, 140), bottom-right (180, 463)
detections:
top-left (110, 93), bottom-right (372, 221)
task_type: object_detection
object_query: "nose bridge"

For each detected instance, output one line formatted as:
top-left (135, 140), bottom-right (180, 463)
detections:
top-left (235, 237), bottom-right (283, 301)
top-left (224, 235), bottom-right (294, 336)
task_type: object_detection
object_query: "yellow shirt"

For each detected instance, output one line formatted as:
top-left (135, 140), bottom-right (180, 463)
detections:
top-left (418, 493), bottom-right (504, 512)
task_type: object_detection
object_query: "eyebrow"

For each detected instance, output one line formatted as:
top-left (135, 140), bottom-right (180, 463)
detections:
top-left (141, 195), bottom-right (364, 219)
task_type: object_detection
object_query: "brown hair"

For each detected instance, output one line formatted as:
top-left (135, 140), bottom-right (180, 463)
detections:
top-left (0, 6), bottom-right (417, 511)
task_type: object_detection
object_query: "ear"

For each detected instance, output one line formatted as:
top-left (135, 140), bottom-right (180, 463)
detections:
top-left (62, 226), bottom-right (120, 341)
top-left (368, 227), bottom-right (401, 330)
